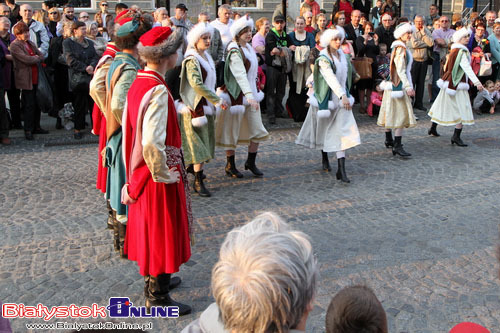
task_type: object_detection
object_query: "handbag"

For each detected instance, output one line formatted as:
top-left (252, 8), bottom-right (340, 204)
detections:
top-left (36, 64), bottom-right (53, 114)
top-left (478, 54), bottom-right (492, 77)
top-left (69, 70), bottom-right (91, 91)
top-left (352, 57), bottom-right (373, 80)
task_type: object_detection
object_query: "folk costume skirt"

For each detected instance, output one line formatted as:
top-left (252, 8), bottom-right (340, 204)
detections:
top-left (179, 114), bottom-right (216, 165)
top-left (377, 90), bottom-right (417, 129)
top-left (428, 88), bottom-right (474, 126)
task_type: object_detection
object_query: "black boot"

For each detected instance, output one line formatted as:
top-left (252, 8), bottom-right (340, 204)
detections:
top-left (244, 152), bottom-right (264, 177)
top-left (186, 164), bottom-right (205, 179)
top-left (322, 151), bottom-right (331, 171)
top-left (118, 223), bottom-right (128, 259)
top-left (145, 274), bottom-right (192, 316)
top-left (428, 122), bottom-right (440, 137)
top-left (144, 275), bottom-right (182, 298)
top-left (113, 213), bottom-right (120, 252)
top-left (451, 128), bottom-right (468, 146)
top-left (55, 117), bottom-right (63, 130)
top-left (336, 157), bottom-right (350, 183)
top-left (392, 136), bottom-right (411, 157)
top-left (225, 155), bottom-right (243, 178)
top-left (194, 170), bottom-right (211, 197)
top-left (385, 131), bottom-right (394, 148)
top-left (106, 201), bottom-right (113, 230)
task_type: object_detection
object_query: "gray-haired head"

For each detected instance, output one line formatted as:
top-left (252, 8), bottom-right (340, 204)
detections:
top-left (212, 212), bottom-right (318, 332)
top-left (138, 27), bottom-right (183, 64)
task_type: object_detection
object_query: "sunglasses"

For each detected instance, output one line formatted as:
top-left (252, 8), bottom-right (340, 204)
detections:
top-left (101, 3), bottom-right (108, 6)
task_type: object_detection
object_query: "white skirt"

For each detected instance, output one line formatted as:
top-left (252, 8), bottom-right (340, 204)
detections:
top-left (428, 88), bottom-right (474, 126)
top-left (295, 105), bottom-right (361, 152)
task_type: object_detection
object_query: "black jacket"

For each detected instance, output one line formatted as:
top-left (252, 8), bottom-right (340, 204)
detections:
top-left (344, 23), bottom-right (363, 54)
top-left (353, 0), bottom-right (371, 19)
top-left (375, 25), bottom-right (395, 50)
top-left (265, 29), bottom-right (292, 69)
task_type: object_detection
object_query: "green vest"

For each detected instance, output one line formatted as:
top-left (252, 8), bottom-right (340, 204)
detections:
top-left (313, 54), bottom-right (352, 110)
top-left (451, 49), bottom-right (467, 87)
top-left (224, 47), bottom-right (244, 99)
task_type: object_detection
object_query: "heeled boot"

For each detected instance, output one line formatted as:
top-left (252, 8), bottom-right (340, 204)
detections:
top-left (112, 212), bottom-right (120, 252)
top-left (194, 170), bottom-right (211, 197)
top-left (225, 155), bottom-right (243, 178)
top-left (144, 275), bottom-right (182, 298)
top-left (451, 128), bottom-right (468, 146)
top-left (145, 274), bottom-right (192, 316)
top-left (428, 122), bottom-right (440, 137)
top-left (385, 131), bottom-right (394, 148)
top-left (118, 223), bottom-right (127, 259)
top-left (392, 136), bottom-right (412, 157)
top-left (336, 157), bottom-right (350, 183)
top-left (322, 151), bottom-right (331, 171)
top-left (244, 152), bottom-right (263, 177)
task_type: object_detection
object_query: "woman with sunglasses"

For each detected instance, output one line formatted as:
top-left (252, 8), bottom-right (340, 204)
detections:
top-left (94, 1), bottom-right (113, 40)
top-left (47, 7), bottom-right (60, 38)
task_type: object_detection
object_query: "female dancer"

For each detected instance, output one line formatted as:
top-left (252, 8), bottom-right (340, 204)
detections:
top-left (178, 22), bottom-right (228, 197)
top-left (428, 28), bottom-right (484, 146)
top-left (295, 28), bottom-right (360, 183)
top-left (377, 23), bottom-right (416, 157)
top-left (215, 16), bottom-right (268, 178)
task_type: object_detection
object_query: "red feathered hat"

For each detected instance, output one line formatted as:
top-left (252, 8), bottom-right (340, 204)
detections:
top-left (114, 9), bottom-right (130, 23)
top-left (139, 27), bottom-right (173, 47)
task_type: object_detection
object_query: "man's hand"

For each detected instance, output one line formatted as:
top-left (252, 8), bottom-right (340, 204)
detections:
top-left (86, 65), bottom-right (94, 75)
top-left (271, 47), bottom-right (280, 55)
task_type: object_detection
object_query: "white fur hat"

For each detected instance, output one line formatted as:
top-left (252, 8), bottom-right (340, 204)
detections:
top-left (393, 22), bottom-right (415, 39)
top-left (187, 22), bottom-right (214, 47)
top-left (230, 15), bottom-right (254, 38)
top-left (452, 27), bottom-right (471, 43)
top-left (320, 26), bottom-right (345, 48)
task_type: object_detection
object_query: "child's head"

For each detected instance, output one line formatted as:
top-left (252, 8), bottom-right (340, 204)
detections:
top-left (379, 43), bottom-right (387, 56)
top-left (325, 285), bottom-right (388, 333)
top-left (485, 80), bottom-right (495, 92)
top-left (374, 79), bottom-right (383, 92)
top-left (495, 80), bottom-right (500, 90)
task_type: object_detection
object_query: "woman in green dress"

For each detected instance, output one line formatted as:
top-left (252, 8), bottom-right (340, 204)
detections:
top-left (178, 22), bottom-right (228, 197)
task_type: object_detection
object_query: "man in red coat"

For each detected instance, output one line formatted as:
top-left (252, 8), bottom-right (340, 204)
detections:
top-left (121, 26), bottom-right (192, 315)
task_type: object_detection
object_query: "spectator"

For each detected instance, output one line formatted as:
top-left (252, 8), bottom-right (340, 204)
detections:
top-left (10, 21), bottom-right (46, 140)
top-left (375, 13), bottom-right (395, 50)
top-left (47, 21), bottom-right (72, 130)
top-left (473, 80), bottom-right (496, 114)
top-left (488, 22), bottom-right (500, 81)
top-left (114, 2), bottom-right (128, 15)
top-left (232, 11), bottom-right (241, 21)
top-left (469, 21), bottom-right (490, 95)
top-left (153, 7), bottom-right (168, 27)
top-left (367, 79), bottom-right (383, 116)
top-left (253, 17), bottom-right (269, 55)
top-left (6, 0), bottom-right (20, 24)
top-left (333, 0), bottom-right (353, 25)
top-left (486, 10), bottom-right (497, 35)
top-left (265, 14), bottom-right (294, 124)
top-left (211, 4), bottom-right (232, 87)
top-left (41, 1), bottom-right (55, 12)
top-left (371, 0), bottom-right (382, 28)
top-left (316, 13), bottom-right (327, 34)
top-left (356, 21), bottom-right (379, 113)
top-left (272, 0), bottom-right (289, 24)
top-left (360, 14), bottom-right (367, 27)
top-left (304, 0), bottom-right (320, 16)
top-left (468, 12), bottom-right (479, 29)
top-left (47, 7), bottom-right (60, 37)
top-left (63, 21), bottom-right (98, 139)
top-left (94, 1), bottom-right (113, 40)
top-left (299, 3), bottom-right (312, 19)
top-left (426, 4), bottom-right (440, 28)
top-left (198, 11), bottom-right (223, 70)
top-left (410, 15), bottom-right (433, 111)
top-left (303, 11), bottom-right (315, 33)
top-left (451, 13), bottom-right (462, 30)
top-left (344, 9), bottom-right (363, 54)
top-left (288, 16), bottom-right (315, 122)
top-left (86, 21), bottom-right (106, 57)
top-left (78, 11), bottom-right (90, 22)
top-left (56, 5), bottom-right (77, 37)
top-left (353, 0), bottom-right (370, 22)
top-left (381, 0), bottom-right (398, 18)
top-left (325, 285), bottom-right (388, 333)
top-left (333, 10), bottom-right (346, 27)
top-left (0, 16), bottom-right (21, 130)
top-left (33, 10), bottom-right (52, 39)
top-left (182, 212), bottom-right (318, 333)
top-left (375, 43), bottom-right (389, 79)
top-left (431, 15), bottom-right (454, 102)
top-left (308, 29), bottom-right (323, 71)
top-left (0, 4), bottom-right (13, 26)
top-left (20, 4), bottom-right (49, 59)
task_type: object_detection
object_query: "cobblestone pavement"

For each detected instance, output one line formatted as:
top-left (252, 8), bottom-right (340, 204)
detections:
top-left (1, 108), bottom-right (500, 333)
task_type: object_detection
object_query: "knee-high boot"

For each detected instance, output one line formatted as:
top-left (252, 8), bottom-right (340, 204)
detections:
top-left (322, 151), bottom-right (331, 171)
top-left (145, 274), bottom-right (192, 316)
top-left (336, 157), bottom-right (350, 183)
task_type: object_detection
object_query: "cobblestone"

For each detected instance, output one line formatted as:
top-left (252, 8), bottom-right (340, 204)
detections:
top-left (1, 109), bottom-right (500, 332)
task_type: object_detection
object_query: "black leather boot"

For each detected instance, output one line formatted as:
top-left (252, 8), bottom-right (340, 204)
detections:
top-left (322, 151), bottom-right (331, 171)
top-left (186, 164), bottom-right (205, 179)
top-left (225, 155), bottom-right (243, 178)
top-left (451, 128), bottom-right (468, 146)
top-left (144, 275), bottom-right (182, 298)
top-left (392, 136), bottom-right (411, 157)
top-left (336, 157), bottom-right (350, 183)
top-left (113, 213), bottom-right (120, 252)
top-left (106, 201), bottom-right (113, 230)
top-left (385, 131), bottom-right (394, 148)
top-left (145, 274), bottom-right (192, 316)
top-left (244, 152), bottom-right (263, 177)
top-left (194, 170), bottom-right (211, 197)
top-left (118, 223), bottom-right (127, 259)
top-left (428, 122), bottom-right (440, 137)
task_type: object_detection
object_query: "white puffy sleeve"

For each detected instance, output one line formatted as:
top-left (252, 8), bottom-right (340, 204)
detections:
top-left (394, 47), bottom-right (411, 90)
top-left (228, 51), bottom-right (254, 99)
top-left (459, 51), bottom-right (480, 86)
top-left (318, 57), bottom-right (346, 98)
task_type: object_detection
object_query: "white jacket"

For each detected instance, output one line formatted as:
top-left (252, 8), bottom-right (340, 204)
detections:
top-left (28, 20), bottom-right (49, 59)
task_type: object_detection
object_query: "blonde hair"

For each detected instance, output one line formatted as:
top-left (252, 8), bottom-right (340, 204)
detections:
top-left (255, 17), bottom-right (268, 31)
top-left (33, 10), bottom-right (48, 25)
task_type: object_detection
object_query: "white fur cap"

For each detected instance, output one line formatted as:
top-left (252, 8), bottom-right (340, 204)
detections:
top-left (393, 23), bottom-right (414, 40)
top-left (452, 28), bottom-right (471, 43)
top-left (320, 27), bottom-right (345, 48)
top-left (230, 16), bottom-right (254, 38)
top-left (187, 22), bottom-right (214, 47)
